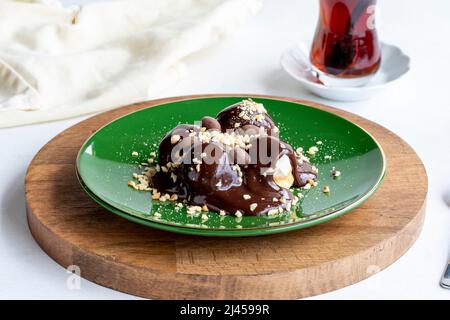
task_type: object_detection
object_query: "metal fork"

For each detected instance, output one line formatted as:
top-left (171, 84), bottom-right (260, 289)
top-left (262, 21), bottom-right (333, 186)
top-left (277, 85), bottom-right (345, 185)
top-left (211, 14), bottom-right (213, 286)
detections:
top-left (442, 192), bottom-right (450, 289)
top-left (441, 261), bottom-right (450, 289)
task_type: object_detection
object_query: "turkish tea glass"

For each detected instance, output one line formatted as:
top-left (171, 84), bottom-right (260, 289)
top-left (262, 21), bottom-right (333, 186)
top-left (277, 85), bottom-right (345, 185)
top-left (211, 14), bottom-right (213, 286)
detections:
top-left (310, 0), bottom-right (381, 87)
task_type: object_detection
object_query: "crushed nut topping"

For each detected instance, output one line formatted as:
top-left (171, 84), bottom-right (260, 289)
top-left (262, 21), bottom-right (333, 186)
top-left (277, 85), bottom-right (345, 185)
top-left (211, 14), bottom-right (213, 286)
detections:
top-left (152, 191), bottom-right (161, 199)
top-left (331, 168), bottom-right (341, 177)
top-left (153, 212), bottom-right (161, 218)
top-left (307, 146), bottom-right (319, 156)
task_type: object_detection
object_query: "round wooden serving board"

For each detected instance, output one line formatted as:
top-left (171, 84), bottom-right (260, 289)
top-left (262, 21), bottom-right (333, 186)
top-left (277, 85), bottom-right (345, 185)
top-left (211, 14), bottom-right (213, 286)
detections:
top-left (25, 95), bottom-right (427, 299)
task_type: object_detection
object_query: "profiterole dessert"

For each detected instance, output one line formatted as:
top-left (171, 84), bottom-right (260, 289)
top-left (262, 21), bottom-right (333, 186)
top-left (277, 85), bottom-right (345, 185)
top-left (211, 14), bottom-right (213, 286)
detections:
top-left (129, 99), bottom-right (318, 217)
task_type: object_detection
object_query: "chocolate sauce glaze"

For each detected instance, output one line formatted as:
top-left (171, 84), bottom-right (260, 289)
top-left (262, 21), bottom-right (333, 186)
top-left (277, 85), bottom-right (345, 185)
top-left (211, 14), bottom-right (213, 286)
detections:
top-left (151, 100), bottom-right (317, 216)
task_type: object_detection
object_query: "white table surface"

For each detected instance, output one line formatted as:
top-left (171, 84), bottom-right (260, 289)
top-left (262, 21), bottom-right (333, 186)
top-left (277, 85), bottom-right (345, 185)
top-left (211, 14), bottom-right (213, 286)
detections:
top-left (1, 0), bottom-right (449, 300)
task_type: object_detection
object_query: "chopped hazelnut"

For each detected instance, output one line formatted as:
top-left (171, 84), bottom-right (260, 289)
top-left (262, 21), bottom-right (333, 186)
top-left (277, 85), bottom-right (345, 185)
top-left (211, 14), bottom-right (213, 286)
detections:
top-left (254, 114), bottom-right (265, 122)
top-left (153, 212), bottom-right (161, 218)
top-left (159, 194), bottom-right (170, 202)
top-left (307, 146), bottom-right (319, 156)
top-left (332, 169), bottom-right (341, 177)
top-left (152, 192), bottom-right (161, 200)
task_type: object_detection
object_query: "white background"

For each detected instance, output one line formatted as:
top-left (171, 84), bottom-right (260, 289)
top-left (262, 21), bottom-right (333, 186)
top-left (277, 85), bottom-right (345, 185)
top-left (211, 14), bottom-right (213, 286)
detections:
top-left (0, 0), bottom-right (449, 299)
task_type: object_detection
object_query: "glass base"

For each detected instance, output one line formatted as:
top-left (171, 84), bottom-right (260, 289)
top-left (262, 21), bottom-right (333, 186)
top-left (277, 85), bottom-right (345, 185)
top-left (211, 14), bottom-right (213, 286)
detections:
top-left (312, 67), bottom-right (375, 88)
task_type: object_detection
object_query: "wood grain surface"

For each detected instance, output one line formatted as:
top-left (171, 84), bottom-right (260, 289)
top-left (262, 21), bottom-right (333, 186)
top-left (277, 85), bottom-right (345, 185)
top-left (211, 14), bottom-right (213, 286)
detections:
top-left (25, 95), bottom-right (428, 299)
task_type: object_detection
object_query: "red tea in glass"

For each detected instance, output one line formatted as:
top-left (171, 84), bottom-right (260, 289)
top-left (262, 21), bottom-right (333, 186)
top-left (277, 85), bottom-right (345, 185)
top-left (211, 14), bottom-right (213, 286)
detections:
top-left (310, 0), bottom-right (381, 86)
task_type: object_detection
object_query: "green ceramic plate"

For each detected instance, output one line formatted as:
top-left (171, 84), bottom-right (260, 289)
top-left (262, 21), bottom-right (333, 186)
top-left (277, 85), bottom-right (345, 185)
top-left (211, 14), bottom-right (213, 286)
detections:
top-left (76, 96), bottom-right (385, 237)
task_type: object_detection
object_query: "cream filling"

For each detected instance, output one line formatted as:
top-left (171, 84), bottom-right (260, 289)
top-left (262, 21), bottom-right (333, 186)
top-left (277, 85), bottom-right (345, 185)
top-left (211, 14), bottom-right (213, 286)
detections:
top-left (273, 154), bottom-right (294, 189)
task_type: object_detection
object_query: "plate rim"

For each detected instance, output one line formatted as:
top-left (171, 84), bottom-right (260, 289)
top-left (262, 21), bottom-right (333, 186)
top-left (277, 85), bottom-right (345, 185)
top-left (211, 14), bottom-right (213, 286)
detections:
top-left (77, 169), bottom-right (385, 237)
top-left (76, 95), bottom-right (386, 236)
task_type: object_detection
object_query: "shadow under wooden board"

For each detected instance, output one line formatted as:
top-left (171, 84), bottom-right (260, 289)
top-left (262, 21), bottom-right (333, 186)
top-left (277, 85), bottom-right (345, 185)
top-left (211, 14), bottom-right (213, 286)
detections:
top-left (25, 94), bottom-right (427, 299)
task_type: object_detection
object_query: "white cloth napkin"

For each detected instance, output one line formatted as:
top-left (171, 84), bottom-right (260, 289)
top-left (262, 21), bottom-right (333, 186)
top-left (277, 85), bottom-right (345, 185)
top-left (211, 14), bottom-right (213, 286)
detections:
top-left (0, 0), bottom-right (262, 128)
